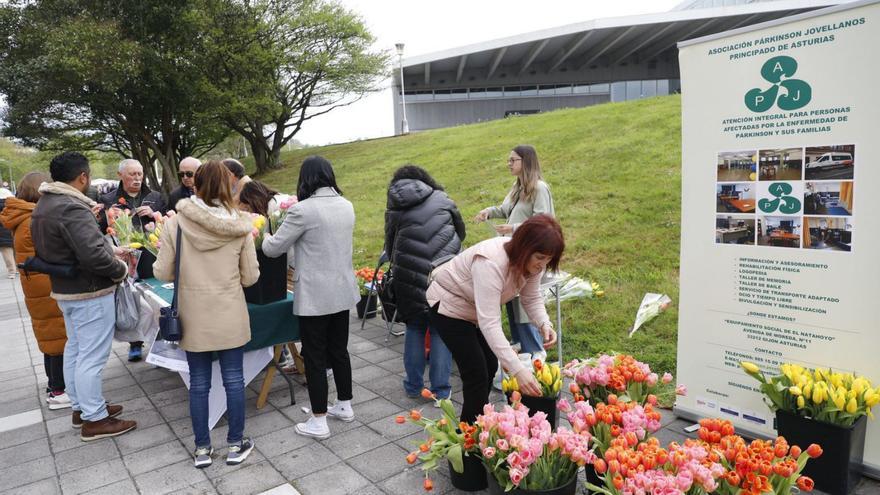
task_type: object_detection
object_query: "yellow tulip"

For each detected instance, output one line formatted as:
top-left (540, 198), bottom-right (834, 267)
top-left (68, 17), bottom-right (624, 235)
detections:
top-left (797, 396), bottom-right (805, 409)
top-left (803, 383), bottom-right (813, 400)
top-left (149, 233), bottom-right (159, 244)
top-left (846, 397), bottom-right (858, 414)
top-left (129, 242), bottom-right (143, 249)
top-left (833, 391), bottom-right (846, 410)
top-left (741, 362), bottom-right (760, 374)
top-left (510, 376), bottom-right (519, 391)
top-left (867, 392), bottom-right (880, 408)
top-left (789, 386), bottom-right (802, 396)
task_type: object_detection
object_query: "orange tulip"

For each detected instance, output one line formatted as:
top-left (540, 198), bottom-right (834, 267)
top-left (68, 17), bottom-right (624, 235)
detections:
top-left (806, 444), bottom-right (823, 458)
top-left (423, 478), bottom-right (434, 491)
top-left (410, 410), bottom-right (422, 421)
top-left (789, 445), bottom-right (802, 458)
top-left (406, 452), bottom-right (418, 464)
top-left (796, 476), bottom-right (814, 491)
top-left (395, 415), bottom-right (405, 424)
top-left (594, 458), bottom-right (607, 474)
top-left (421, 388), bottom-right (435, 400)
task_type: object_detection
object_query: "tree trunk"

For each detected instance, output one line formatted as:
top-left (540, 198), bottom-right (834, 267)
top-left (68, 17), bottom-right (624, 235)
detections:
top-left (251, 139), bottom-right (271, 175)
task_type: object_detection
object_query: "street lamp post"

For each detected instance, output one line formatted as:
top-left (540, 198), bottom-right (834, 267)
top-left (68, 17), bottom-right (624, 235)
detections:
top-left (395, 43), bottom-right (409, 135)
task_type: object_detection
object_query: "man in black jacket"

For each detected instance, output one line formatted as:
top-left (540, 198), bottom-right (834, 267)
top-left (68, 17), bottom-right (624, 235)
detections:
top-left (100, 159), bottom-right (164, 231)
top-left (31, 152), bottom-right (137, 441)
top-left (100, 158), bottom-right (163, 361)
top-left (384, 165), bottom-right (466, 401)
top-left (163, 156), bottom-right (200, 213)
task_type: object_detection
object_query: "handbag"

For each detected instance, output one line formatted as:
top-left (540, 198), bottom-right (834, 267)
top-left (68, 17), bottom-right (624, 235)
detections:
top-left (376, 267), bottom-right (403, 322)
top-left (158, 226), bottom-right (183, 342)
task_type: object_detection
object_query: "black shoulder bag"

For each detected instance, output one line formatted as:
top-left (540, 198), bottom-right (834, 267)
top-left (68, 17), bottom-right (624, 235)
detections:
top-left (158, 226), bottom-right (183, 342)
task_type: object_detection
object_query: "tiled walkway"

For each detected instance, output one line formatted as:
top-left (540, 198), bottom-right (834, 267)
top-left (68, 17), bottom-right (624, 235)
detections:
top-left (0, 276), bottom-right (877, 494)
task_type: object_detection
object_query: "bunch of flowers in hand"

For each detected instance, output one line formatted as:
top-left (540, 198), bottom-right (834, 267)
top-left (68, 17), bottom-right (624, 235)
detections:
top-left (109, 209), bottom-right (168, 257)
top-left (559, 394), bottom-right (662, 458)
top-left (501, 359), bottom-right (562, 397)
top-left (741, 361), bottom-right (880, 426)
top-left (541, 272), bottom-right (605, 302)
top-left (475, 391), bottom-right (596, 492)
top-left (354, 267), bottom-right (383, 296)
top-left (587, 436), bottom-right (725, 495)
top-left (267, 195), bottom-right (297, 233)
top-left (696, 418), bottom-right (821, 494)
top-left (564, 353), bottom-right (675, 406)
top-left (248, 214), bottom-right (268, 248)
top-left (397, 389), bottom-right (477, 492)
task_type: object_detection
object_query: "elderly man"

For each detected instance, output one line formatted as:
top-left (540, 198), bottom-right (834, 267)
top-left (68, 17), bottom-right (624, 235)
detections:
top-left (101, 159), bottom-right (164, 231)
top-left (31, 152), bottom-right (137, 441)
top-left (101, 159), bottom-right (163, 362)
top-left (164, 156), bottom-right (201, 213)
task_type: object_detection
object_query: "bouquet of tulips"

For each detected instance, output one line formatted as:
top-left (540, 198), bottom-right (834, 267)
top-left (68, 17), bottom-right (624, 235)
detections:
top-left (695, 418), bottom-right (821, 494)
top-left (564, 353), bottom-right (675, 406)
top-left (586, 435), bottom-right (725, 495)
top-left (741, 361), bottom-right (880, 426)
top-left (354, 267), bottom-right (383, 296)
top-left (559, 394), bottom-right (662, 458)
top-left (248, 214), bottom-right (268, 248)
top-left (475, 391), bottom-right (596, 492)
top-left (397, 389), bottom-right (477, 492)
top-left (501, 359), bottom-right (562, 397)
top-left (109, 209), bottom-right (168, 257)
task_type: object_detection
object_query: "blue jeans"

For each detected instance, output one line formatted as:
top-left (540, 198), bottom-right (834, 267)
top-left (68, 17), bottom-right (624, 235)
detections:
top-left (58, 293), bottom-right (116, 422)
top-left (186, 347), bottom-right (245, 449)
top-left (505, 301), bottom-right (543, 355)
top-left (403, 313), bottom-right (452, 399)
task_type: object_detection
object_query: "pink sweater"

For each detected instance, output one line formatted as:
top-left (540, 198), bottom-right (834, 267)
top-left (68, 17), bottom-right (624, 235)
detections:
top-left (426, 237), bottom-right (552, 377)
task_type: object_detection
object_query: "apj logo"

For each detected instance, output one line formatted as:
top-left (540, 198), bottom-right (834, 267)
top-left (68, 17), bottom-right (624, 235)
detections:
top-left (759, 182), bottom-right (801, 214)
top-left (744, 56), bottom-right (811, 112)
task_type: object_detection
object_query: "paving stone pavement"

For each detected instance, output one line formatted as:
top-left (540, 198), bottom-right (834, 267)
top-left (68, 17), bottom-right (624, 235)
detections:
top-left (0, 275), bottom-right (878, 494)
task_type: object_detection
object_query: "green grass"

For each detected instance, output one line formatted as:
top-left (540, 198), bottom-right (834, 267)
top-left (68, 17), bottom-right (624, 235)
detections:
top-left (248, 95), bottom-right (683, 374)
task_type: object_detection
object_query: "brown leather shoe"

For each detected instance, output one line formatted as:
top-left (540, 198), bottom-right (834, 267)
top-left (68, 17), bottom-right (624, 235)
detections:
top-left (81, 416), bottom-right (137, 441)
top-left (72, 404), bottom-right (123, 429)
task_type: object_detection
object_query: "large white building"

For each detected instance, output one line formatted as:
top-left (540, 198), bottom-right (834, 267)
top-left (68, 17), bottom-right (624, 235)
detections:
top-left (391, 0), bottom-right (846, 133)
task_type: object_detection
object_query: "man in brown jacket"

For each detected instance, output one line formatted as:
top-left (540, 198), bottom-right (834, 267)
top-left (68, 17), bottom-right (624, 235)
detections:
top-left (31, 152), bottom-right (138, 441)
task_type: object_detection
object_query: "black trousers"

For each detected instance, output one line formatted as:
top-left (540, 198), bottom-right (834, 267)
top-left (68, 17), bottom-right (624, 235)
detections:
top-left (44, 354), bottom-right (65, 392)
top-left (299, 310), bottom-right (353, 414)
top-left (429, 304), bottom-right (497, 424)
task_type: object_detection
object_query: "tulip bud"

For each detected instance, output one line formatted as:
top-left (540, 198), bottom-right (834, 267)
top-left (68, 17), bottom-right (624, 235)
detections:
top-left (847, 397), bottom-right (858, 414)
top-left (806, 444), bottom-right (823, 458)
top-left (741, 362), bottom-right (760, 374)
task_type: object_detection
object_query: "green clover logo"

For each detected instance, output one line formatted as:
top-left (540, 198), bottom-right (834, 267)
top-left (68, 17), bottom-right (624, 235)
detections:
top-left (759, 182), bottom-right (801, 214)
top-left (745, 56), bottom-right (811, 112)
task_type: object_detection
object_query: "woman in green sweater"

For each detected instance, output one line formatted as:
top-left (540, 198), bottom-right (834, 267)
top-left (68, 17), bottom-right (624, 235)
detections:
top-left (474, 144), bottom-right (555, 359)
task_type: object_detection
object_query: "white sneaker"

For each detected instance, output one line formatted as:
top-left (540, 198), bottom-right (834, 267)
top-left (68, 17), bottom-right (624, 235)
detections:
top-left (327, 402), bottom-right (355, 422)
top-left (295, 415), bottom-right (330, 439)
top-left (47, 392), bottom-right (72, 410)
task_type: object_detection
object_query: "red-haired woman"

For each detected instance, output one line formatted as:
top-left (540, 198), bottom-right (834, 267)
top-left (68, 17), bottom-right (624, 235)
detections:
top-left (426, 214), bottom-right (562, 422)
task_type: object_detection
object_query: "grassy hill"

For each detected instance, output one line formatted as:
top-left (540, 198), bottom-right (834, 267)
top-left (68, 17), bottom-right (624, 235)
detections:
top-left (252, 95), bottom-right (683, 374)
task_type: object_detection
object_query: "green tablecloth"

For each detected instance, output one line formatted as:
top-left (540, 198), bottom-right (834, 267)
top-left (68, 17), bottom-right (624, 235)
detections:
top-left (139, 278), bottom-right (299, 352)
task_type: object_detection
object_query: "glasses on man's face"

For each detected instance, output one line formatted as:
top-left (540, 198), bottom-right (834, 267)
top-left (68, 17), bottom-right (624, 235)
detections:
top-left (178, 171), bottom-right (195, 178)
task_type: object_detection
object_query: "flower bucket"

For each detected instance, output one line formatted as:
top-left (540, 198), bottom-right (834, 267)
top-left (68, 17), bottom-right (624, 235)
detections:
top-left (486, 471), bottom-right (577, 495)
top-left (506, 392), bottom-right (559, 429)
top-left (448, 455), bottom-right (487, 492)
top-left (584, 465), bottom-right (603, 492)
top-left (243, 251), bottom-right (287, 305)
top-left (776, 410), bottom-right (866, 495)
top-left (135, 248), bottom-right (155, 280)
top-left (356, 294), bottom-right (377, 319)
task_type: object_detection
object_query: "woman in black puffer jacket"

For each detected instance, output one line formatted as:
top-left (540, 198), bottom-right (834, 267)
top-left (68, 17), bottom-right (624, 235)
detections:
top-left (385, 165), bottom-right (466, 400)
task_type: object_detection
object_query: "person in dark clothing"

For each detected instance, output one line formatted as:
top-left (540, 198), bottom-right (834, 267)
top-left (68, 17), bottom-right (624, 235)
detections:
top-left (100, 159), bottom-right (163, 361)
top-left (164, 157), bottom-right (201, 213)
top-left (384, 165), bottom-right (466, 400)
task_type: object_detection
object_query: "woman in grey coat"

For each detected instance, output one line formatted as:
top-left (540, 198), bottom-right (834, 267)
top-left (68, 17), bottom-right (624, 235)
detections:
top-left (474, 145), bottom-right (555, 359)
top-left (262, 156), bottom-right (360, 440)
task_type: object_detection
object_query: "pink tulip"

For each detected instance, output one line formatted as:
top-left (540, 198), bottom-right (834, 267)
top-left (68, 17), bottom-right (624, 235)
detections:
top-left (676, 384), bottom-right (688, 396)
top-left (482, 447), bottom-right (496, 459)
top-left (662, 372), bottom-right (674, 384)
top-left (509, 467), bottom-right (525, 486)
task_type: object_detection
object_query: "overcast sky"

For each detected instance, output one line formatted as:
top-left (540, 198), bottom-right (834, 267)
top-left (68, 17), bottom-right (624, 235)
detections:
top-left (294, 0), bottom-right (683, 146)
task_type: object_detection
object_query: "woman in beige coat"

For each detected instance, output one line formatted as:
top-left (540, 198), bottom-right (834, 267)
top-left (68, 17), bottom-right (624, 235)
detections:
top-left (153, 160), bottom-right (259, 469)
